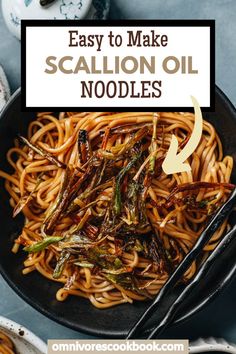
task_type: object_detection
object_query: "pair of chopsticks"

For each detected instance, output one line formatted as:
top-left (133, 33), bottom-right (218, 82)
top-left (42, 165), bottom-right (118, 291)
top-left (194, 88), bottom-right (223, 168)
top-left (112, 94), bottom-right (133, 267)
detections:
top-left (126, 188), bottom-right (236, 339)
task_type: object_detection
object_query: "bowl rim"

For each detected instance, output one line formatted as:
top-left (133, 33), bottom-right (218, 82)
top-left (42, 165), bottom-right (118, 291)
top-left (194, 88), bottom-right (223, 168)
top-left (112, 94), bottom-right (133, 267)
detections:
top-left (0, 86), bottom-right (236, 338)
top-left (0, 315), bottom-right (47, 353)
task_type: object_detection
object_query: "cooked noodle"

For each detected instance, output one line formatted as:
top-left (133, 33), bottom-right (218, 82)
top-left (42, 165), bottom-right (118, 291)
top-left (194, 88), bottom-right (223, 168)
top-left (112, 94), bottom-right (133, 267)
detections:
top-left (0, 112), bottom-right (234, 309)
top-left (0, 331), bottom-right (16, 354)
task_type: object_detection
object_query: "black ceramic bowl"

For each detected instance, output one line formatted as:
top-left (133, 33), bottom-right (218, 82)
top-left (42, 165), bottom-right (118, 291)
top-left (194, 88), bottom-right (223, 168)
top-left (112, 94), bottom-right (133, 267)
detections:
top-left (0, 87), bottom-right (236, 338)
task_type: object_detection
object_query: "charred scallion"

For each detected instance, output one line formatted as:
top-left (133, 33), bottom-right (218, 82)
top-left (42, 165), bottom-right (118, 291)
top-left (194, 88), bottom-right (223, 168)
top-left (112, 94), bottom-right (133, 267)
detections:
top-left (149, 112), bottom-right (159, 174)
top-left (78, 130), bottom-right (92, 164)
top-left (113, 152), bottom-right (142, 215)
top-left (53, 250), bottom-right (70, 279)
top-left (19, 136), bottom-right (66, 169)
top-left (13, 174), bottom-right (43, 217)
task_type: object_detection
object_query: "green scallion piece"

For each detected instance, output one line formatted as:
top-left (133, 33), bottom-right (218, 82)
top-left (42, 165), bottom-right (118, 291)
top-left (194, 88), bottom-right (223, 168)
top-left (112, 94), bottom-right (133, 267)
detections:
top-left (24, 236), bottom-right (63, 253)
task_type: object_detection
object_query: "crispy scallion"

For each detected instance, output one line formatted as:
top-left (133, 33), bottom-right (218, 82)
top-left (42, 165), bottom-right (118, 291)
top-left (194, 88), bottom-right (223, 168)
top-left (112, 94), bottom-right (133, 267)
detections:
top-left (19, 136), bottom-right (65, 169)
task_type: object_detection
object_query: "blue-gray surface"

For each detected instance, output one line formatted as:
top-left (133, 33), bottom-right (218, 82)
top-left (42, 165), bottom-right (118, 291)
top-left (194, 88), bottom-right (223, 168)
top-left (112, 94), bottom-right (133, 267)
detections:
top-left (0, 0), bottom-right (236, 344)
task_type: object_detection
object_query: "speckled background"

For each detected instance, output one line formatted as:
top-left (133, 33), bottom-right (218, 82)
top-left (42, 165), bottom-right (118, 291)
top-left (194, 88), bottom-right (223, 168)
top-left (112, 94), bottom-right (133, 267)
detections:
top-left (0, 0), bottom-right (236, 344)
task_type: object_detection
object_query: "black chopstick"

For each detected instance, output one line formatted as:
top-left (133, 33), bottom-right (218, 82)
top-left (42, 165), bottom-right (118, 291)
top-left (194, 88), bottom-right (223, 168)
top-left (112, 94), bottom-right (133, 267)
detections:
top-left (147, 223), bottom-right (236, 338)
top-left (126, 187), bottom-right (236, 339)
top-left (40, 0), bottom-right (56, 7)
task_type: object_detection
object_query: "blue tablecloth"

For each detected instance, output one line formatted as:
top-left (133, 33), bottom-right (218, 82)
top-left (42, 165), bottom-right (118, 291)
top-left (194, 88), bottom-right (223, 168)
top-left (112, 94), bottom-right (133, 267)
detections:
top-left (0, 0), bottom-right (236, 344)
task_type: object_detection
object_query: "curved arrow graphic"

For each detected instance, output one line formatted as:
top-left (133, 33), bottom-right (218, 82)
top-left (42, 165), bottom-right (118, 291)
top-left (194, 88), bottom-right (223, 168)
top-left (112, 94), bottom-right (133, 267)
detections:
top-left (162, 96), bottom-right (203, 175)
